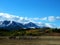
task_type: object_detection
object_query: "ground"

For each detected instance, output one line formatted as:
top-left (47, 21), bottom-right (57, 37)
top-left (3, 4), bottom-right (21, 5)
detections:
top-left (0, 36), bottom-right (60, 45)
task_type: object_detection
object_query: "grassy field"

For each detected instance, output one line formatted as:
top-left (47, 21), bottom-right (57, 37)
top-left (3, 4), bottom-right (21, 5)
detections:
top-left (0, 36), bottom-right (60, 45)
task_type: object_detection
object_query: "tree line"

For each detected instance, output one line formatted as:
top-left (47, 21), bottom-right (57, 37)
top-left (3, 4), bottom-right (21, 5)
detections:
top-left (0, 27), bottom-right (60, 36)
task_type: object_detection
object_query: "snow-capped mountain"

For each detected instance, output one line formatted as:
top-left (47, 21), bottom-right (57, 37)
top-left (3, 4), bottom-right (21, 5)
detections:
top-left (0, 20), bottom-right (41, 30)
top-left (0, 20), bottom-right (55, 30)
top-left (0, 20), bottom-right (26, 30)
top-left (0, 13), bottom-right (57, 29)
top-left (0, 20), bottom-right (11, 27)
top-left (25, 22), bottom-right (40, 28)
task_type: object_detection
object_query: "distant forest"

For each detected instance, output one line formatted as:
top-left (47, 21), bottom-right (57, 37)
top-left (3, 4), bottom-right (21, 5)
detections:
top-left (0, 27), bottom-right (60, 36)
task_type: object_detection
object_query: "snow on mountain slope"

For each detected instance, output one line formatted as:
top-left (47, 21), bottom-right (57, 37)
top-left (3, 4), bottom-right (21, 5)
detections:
top-left (0, 20), bottom-right (25, 30)
top-left (25, 22), bottom-right (40, 28)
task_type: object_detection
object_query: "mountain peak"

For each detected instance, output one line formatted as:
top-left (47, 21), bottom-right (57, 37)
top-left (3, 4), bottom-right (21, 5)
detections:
top-left (25, 22), bottom-right (39, 28)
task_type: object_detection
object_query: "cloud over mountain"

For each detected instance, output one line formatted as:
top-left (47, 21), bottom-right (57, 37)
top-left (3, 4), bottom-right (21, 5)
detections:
top-left (0, 13), bottom-right (30, 23)
top-left (0, 13), bottom-right (60, 28)
top-left (48, 16), bottom-right (55, 22)
top-left (45, 23), bottom-right (56, 28)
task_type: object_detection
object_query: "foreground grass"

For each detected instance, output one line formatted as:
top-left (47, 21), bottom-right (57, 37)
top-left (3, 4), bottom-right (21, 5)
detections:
top-left (0, 36), bottom-right (60, 45)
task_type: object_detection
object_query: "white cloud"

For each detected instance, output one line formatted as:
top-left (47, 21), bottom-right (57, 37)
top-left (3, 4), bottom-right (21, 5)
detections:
top-left (0, 13), bottom-right (59, 23)
top-left (48, 16), bottom-right (55, 22)
top-left (33, 18), bottom-right (39, 20)
top-left (56, 16), bottom-right (60, 20)
top-left (0, 13), bottom-right (22, 22)
top-left (45, 23), bottom-right (56, 28)
top-left (45, 23), bottom-right (52, 27)
top-left (47, 16), bottom-right (60, 22)
top-left (40, 17), bottom-right (47, 20)
top-left (0, 13), bottom-right (35, 23)
top-left (37, 22), bottom-right (45, 27)
top-left (0, 13), bottom-right (60, 28)
top-left (0, 13), bottom-right (18, 21)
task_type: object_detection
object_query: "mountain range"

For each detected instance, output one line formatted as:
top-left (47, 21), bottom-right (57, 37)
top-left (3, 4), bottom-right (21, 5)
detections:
top-left (0, 20), bottom-right (41, 30)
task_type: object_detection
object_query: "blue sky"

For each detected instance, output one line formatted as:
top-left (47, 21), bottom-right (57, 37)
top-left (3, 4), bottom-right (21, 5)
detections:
top-left (0, 0), bottom-right (60, 28)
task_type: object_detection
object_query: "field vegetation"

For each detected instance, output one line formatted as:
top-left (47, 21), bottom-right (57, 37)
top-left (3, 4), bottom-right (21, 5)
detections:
top-left (0, 28), bottom-right (60, 45)
top-left (0, 27), bottom-right (60, 36)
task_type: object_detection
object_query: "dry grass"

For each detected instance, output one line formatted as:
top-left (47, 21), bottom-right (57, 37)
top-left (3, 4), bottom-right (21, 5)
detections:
top-left (0, 36), bottom-right (60, 45)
